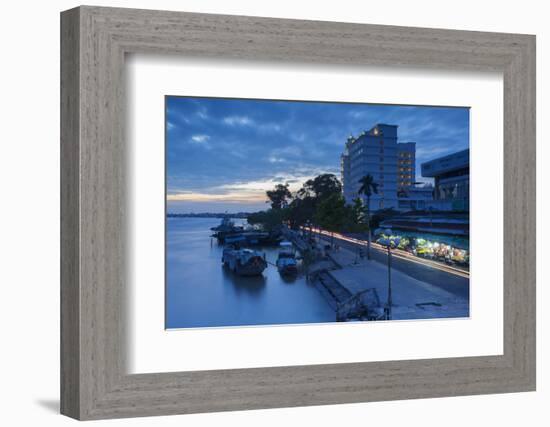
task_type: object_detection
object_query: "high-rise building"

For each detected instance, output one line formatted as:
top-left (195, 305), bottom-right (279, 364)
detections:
top-left (341, 124), bottom-right (416, 211)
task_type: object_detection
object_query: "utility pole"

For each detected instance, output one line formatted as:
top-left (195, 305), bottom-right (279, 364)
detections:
top-left (387, 245), bottom-right (392, 320)
top-left (380, 230), bottom-right (399, 320)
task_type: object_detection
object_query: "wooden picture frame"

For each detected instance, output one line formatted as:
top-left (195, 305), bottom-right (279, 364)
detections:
top-left (60, 5), bottom-right (536, 420)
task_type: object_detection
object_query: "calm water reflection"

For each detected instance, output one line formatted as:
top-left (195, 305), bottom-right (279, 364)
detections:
top-left (166, 217), bottom-right (335, 329)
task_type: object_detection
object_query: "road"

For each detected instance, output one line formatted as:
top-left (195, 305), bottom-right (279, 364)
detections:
top-left (314, 231), bottom-right (470, 300)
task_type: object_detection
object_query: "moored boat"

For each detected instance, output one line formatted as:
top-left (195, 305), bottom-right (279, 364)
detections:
top-left (222, 246), bottom-right (267, 276)
top-left (276, 241), bottom-right (298, 276)
top-left (210, 217), bottom-right (244, 242)
top-left (224, 230), bottom-right (271, 246)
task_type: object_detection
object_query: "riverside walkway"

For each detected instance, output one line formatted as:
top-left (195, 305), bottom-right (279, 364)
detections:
top-left (285, 227), bottom-right (468, 320)
top-left (315, 231), bottom-right (470, 300)
top-left (325, 245), bottom-right (469, 320)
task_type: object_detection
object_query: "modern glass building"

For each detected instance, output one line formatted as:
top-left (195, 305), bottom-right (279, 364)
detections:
top-left (420, 148), bottom-right (470, 211)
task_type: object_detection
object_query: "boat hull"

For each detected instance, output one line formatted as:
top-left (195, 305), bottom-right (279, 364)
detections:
top-left (222, 249), bottom-right (267, 276)
top-left (277, 264), bottom-right (298, 276)
top-left (276, 241), bottom-right (299, 276)
top-left (236, 261), bottom-right (268, 276)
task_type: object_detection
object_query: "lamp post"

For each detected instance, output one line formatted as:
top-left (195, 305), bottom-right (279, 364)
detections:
top-left (378, 229), bottom-right (400, 320)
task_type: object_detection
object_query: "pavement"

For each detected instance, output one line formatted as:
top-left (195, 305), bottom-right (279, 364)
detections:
top-left (317, 233), bottom-right (470, 300)
top-left (326, 245), bottom-right (469, 320)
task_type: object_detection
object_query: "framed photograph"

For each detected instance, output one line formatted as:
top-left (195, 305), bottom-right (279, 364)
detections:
top-left (61, 6), bottom-right (536, 420)
top-left (164, 97), bottom-right (471, 329)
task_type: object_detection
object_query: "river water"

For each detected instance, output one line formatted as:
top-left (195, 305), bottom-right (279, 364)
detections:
top-left (166, 217), bottom-right (335, 329)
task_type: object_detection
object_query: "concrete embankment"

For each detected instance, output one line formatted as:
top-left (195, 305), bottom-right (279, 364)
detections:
top-left (316, 231), bottom-right (470, 300)
top-left (284, 227), bottom-right (469, 320)
top-left (282, 227), bottom-right (352, 311)
top-left (325, 245), bottom-right (469, 320)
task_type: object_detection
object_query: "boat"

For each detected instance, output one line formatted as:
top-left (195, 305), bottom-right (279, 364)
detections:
top-left (210, 217), bottom-right (234, 232)
top-left (210, 217), bottom-right (244, 242)
top-left (224, 230), bottom-right (271, 246)
top-left (275, 241), bottom-right (298, 276)
top-left (222, 246), bottom-right (267, 276)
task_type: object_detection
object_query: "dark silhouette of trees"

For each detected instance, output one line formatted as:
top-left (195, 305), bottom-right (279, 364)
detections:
top-left (314, 193), bottom-right (348, 246)
top-left (266, 183), bottom-right (292, 210)
top-left (299, 174), bottom-right (342, 200)
top-left (249, 173), bottom-right (370, 238)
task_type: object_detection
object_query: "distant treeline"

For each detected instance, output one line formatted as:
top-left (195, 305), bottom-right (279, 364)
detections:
top-left (167, 212), bottom-right (250, 219)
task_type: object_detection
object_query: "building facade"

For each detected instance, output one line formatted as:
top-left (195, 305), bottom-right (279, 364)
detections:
top-left (397, 142), bottom-right (415, 191)
top-left (341, 123), bottom-right (416, 211)
top-left (397, 185), bottom-right (434, 211)
top-left (420, 148), bottom-right (470, 211)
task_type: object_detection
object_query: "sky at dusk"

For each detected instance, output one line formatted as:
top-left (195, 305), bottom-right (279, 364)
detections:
top-left (166, 96), bottom-right (469, 213)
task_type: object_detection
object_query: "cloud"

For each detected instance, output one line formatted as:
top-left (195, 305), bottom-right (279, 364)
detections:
top-left (267, 156), bottom-right (286, 164)
top-left (348, 110), bottom-right (371, 119)
top-left (166, 96), bottom-right (469, 211)
top-left (223, 115), bottom-right (254, 126)
top-left (189, 134), bottom-right (211, 149)
top-left (191, 134), bottom-right (209, 143)
top-left (416, 146), bottom-right (455, 160)
top-left (196, 107), bottom-right (209, 120)
top-left (270, 146), bottom-right (302, 157)
top-left (259, 123), bottom-right (282, 133)
top-left (167, 191), bottom-right (266, 203)
top-left (167, 173), bottom-right (320, 204)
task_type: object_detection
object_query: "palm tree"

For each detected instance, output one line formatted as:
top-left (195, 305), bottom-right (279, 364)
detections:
top-left (357, 174), bottom-right (379, 259)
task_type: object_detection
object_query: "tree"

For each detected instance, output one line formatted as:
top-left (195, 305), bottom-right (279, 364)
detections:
top-left (250, 174), bottom-right (346, 236)
top-left (247, 208), bottom-right (286, 232)
top-left (314, 193), bottom-right (347, 247)
top-left (300, 174), bottom-right (342, 201)
top-left (281, 174), bottom-right (343, 231)
top-left (357, 174), bottom-right (379, 259)
top-left (351, 197), bottom-right (369, 232)
top-left (266, 183), bottom-right (292, 210)
top-left (287, 195), bottom-right (316, 229)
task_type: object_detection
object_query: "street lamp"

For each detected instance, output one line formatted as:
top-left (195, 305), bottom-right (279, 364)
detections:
top-left (378, 229), bottom-right (400, 320)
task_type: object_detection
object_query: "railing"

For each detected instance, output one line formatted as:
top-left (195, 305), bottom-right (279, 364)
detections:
top-left (336, 288), bottom-right (385, 321)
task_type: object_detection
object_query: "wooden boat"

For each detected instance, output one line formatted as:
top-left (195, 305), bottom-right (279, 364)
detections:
top-left (222, 246), bottom-right (267, 276)
top-left (210, 218), bottom-right (243, 242)
top-left (224, 231), bottom-right (271, 246)
top-left (275, 241), bottom-right (298, 276)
